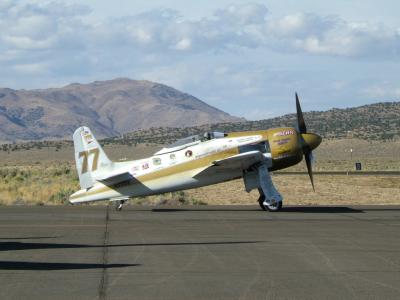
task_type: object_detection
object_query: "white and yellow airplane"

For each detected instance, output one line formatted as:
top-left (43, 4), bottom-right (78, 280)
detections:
top-left (69, 94), bottom-right (321, 211)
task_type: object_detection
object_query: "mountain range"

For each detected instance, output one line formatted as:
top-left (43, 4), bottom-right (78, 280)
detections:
top-left (0, 78), bottom-right (242, 142)
top-left (1, 78), bottom-right (399, 144)
top-left (105, 101), bottom-right (400, 145)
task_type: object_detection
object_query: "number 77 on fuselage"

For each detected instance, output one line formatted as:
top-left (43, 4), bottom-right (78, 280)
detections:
top-left (69, 94), bottom-right (321, 211)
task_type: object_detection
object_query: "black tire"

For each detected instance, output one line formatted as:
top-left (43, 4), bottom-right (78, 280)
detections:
top-left (266, 201), bottom-right (282, 212)
top-left (258, 195), bottom-right (266, 211)
top-left (115, 202), bottom-right (123, 211)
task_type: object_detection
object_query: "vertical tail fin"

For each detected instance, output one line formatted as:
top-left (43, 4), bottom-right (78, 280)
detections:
top-left (73, 127), bottom-right (112, 189)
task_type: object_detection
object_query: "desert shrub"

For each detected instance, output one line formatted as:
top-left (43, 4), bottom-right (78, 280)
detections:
top-left (48, 187), bottom-right (75, 204)
top-left (50, 165), bottom-right (72, 177)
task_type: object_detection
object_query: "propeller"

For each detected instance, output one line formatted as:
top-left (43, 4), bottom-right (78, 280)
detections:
top-left (296, 93), bottom-right (307, 134)
top-left (295, 93), bottom-right (321, 191)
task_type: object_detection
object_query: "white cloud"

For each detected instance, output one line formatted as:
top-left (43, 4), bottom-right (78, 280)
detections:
top-left (0, 1), bottom-right (400, 119)
top-left (130, 28), bottom-right (153, 44)
top-left (362, 85), bottom-right (400, 98)
top-left (214, 3), bottom-right (268, 26)
top-left (0, 1), bottom-right (89, 64)
top-left (267, 13), bottom-right (400, 57)
top-left (267, 13), bottom-right (339, 38)
top-left (174, 38), bottom-right (192, 50)
top-left (3, 35), bottom-right (53, 50)
top-left (102, 6), bottom-right (399, 58)
top-left (1, 1), bottom-right (399, 73)
top-left (13, 62), bottom-right (48, 75)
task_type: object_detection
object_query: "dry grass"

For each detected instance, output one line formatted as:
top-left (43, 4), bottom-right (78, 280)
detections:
top-left (0, 163), bottom-right (398, 206)
top-left (2, 138), bottom-right (400, 171)
top-left (0, 164), bottom-right (79, 206)
top-left (185, 175), bottom-right (400, 206)
top-left (0, 144), bottom-right (160, 165)
top-left (0, 138), bottom-right (399, 206)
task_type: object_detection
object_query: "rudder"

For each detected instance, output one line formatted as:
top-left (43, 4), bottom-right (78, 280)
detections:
top-left (73, 127), bottom-right (112, 189)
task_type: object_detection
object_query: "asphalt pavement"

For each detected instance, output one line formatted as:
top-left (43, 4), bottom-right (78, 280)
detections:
top-left (1, 205), bottom-right (400, 299)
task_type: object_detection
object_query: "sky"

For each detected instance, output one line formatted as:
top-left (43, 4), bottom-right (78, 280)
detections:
top-left (1, 1), bottom-right (400, 119)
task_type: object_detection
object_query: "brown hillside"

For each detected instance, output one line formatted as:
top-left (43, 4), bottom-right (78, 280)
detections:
top-left (0, 78), bottom-right (243, 142)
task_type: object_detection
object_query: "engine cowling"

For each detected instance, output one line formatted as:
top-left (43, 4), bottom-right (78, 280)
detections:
top-left (266, 127), bottom-right (303, 171)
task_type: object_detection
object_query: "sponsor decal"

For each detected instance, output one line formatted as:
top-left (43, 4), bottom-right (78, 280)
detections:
top-left (82, 132), bottom-right (94, 144)
top-left (152, 157), bottom-right (161, 165)
top-left (131, 165), bottom-right (139, 175)
top-left (273, 130), bottom-right (295, 137)
top-left (142, 162), bottom-right (149, 170)
top-left (274, 138), bottom-right (291, 146)
top-left (185, 150), bottom-right (193, 158)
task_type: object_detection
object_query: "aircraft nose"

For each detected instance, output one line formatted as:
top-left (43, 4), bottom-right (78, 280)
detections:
top-left (301, 133), bottom-right (322, 151)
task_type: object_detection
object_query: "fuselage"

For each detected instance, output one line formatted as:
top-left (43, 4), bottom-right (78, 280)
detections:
top-left (70, 127), bottom-right (317, 203)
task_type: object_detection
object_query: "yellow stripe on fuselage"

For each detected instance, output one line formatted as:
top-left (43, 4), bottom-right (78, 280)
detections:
top-left (70, 145), bottom-right (242, 200)
top-left (70, 131), bottom-right (271, 201)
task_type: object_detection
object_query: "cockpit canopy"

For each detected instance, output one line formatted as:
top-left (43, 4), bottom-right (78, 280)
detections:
top-left (167, 135), bottom-right (200, 148)
top-left (202, 131), bottom-right (226, 140)
top-left (154, 132), bottom-right (227, 155)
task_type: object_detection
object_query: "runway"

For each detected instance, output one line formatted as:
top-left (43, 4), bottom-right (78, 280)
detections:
top-left (1, 205), bottom-right (400, 300)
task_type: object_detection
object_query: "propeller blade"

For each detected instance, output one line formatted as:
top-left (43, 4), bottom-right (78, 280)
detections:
top-left (296, 93), bottom-right (307, 134)
top-left (296, 93), bottom-right (316, 191)
top-left (304, 151), bottom-right (315, 192)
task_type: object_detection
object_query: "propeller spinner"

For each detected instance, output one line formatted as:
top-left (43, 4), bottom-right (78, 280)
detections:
top-left (295, 93), bottom-right (322, 191)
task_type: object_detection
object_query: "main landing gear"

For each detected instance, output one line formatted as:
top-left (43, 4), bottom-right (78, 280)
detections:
top-left (257, 162), bottom-right (283, 212)
top-left (258, 189), bottom-right (283, 212)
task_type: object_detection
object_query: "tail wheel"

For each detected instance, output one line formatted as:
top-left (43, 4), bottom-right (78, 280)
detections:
top-left (115, 200), bottom-right (126, 211)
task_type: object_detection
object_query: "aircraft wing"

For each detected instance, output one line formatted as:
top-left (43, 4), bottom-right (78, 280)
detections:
top-left (212, 151), bottom-right (266, 169)
top-left (194, 151), bottom-right (266, 179)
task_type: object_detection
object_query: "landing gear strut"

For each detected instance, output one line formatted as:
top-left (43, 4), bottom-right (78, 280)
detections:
top-left (257, 189), bottom-right (266, 211)
top-left (256, 163), bottom-right (283, 212)
top-left (115, 200), bottom-right (126, 211)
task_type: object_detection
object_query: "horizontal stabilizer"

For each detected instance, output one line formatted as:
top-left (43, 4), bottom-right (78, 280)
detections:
top-left (95, 171), bottom-right (134, 185)
top-left (109, 197), bottom-right (130, 202)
